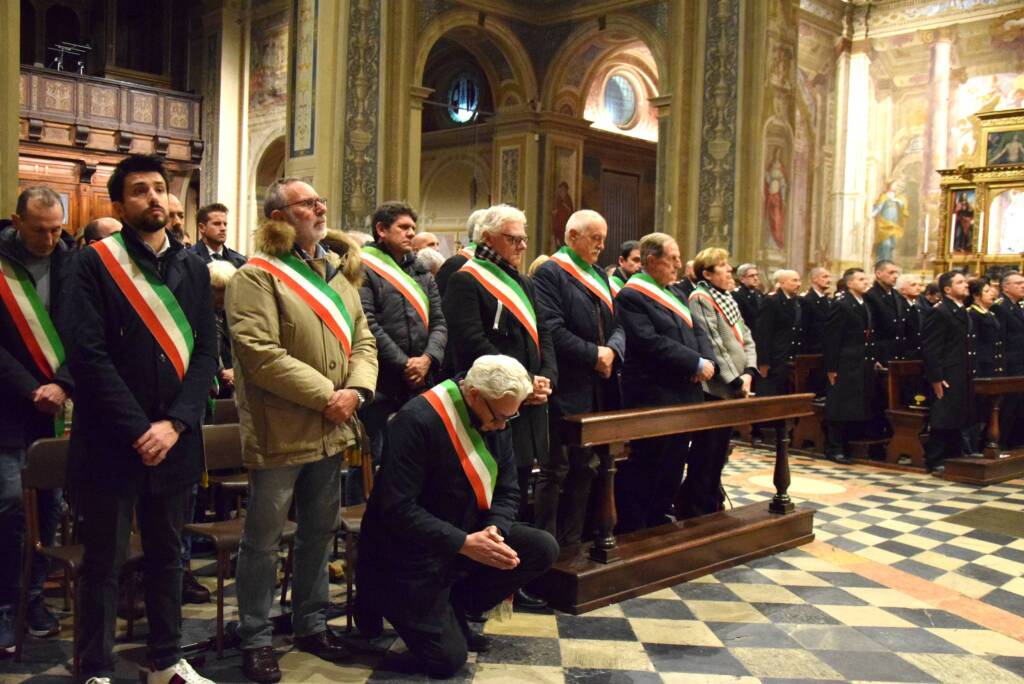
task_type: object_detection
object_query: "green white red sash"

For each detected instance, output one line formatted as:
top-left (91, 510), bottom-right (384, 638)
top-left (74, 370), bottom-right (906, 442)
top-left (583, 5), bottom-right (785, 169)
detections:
top-left (0, 256), bottom-right (67, 436)
top-left (246, 251), bottom-right (354, 357)
top-left (92, 233), bottom-right (194, 379)
top-left (551, 246), bottom-right (613, 313)
top-left (423, 379), bottom-right (497, 510)
top-left (624, 272), bottom-right (693, 328)
top-left (459, 243), bottom-right (476, 260)
top-left (609, 274), bottom-right (625, 296)
top-left (693, 284), bottom-right (743, 345)
top-left (361, 245), bottom-right (429, 328)
top-left (460, 258), bottom-right (539, 350)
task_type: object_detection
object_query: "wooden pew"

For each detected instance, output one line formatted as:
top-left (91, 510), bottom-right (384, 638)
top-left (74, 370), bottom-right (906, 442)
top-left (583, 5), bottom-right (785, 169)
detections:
top-left (790, 354), bottom-right (825, 453)
top-left (944, 375), bottom-right (1024, 484)
top-left (529, 394), bottom-right (816, 614)
top-left (884, 360), bottom-right (928, 468)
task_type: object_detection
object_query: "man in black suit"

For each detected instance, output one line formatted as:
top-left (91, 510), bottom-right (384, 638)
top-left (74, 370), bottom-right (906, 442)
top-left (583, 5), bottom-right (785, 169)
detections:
top-left (732, 263), bottom-right (764, 337)
top-left (755, 269), bottom-right (803, 396)
top-left (897, 274), bottom-right (925, 359)
top-left (533, 210), bottom-right (624, 545)
top-left (921, 271), bottom-right (975, 473)
top-left (64, 154), bottom-right (218, 683)
top-left (189, 203), bottom-right (247, 268)
top-left (864, 260), bottom-right (904, 365)
top-left (800, 267), bottom-right (831, 354)
top-left (992, 271), bottom-right (1024, 446)
top-left (435, 208), bottom-right (487, 296)
top-left (610, 239), bottom-right (641, 289)
top-left (355, 356), bottom-right (558, 679)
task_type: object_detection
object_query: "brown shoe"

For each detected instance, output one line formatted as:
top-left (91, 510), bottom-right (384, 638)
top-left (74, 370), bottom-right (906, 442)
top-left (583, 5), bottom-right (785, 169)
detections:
top-left (294, 629), bottom-right (349, 662)
top-left (182, 571), bottom-right (211, 604)
top-left (242, 646), bottom-right (281, 683)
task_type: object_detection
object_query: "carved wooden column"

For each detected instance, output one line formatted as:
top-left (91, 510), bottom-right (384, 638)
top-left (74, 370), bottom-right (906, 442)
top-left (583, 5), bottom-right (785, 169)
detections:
top-left (1, 1), bottom-right (19, 212)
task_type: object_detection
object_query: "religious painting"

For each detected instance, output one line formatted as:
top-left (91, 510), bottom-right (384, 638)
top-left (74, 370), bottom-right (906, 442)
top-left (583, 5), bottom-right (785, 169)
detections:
top-left (987, 187), bottom-right (1024, 254)
top-left (986, 129), bottom-right (1024, 166)
top-left (948, 188), bottom-right (976, 255)
top-left (763, 145), bottom-right (788, 250)
top-left (871, 180), bottom-right (908, 263)
top-left (550, 145), bottom-right (578, 250)
top-left (250, 11), bottom-right (288, 113)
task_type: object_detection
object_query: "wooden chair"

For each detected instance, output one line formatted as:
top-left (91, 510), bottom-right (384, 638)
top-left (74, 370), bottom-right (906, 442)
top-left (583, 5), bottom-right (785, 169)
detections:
top-left (14, 437), bottom-right (143, 676)
top-left (339, 425), bottom-right (374, 631)
top-left (210, 398), bottom-right (239, 425)
top-left (884, 360), bottom-right (928, 467)
top-left (184, 424), bottom-right (295, 657)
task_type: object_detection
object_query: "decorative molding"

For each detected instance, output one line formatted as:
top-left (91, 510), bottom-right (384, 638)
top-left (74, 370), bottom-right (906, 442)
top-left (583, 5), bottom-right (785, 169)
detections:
top-left (116, 130), bottom-right (134, 154)
top-left (27, 119), bottom-right (44, 142)
top-left (697, 0), bottom-right (740, 250)
top-left (289, 0), bottom-right (318, 157)
top-left (79, 162), bottom-right (97, 184)
top-left (849, 0), bottom-right (1011, 38)
top-left (499, 145), bottom-right (521, 205)
top-left (340, 0), bottom-right (381, 230)
top-left (73, 125), bottom-right (90, 147)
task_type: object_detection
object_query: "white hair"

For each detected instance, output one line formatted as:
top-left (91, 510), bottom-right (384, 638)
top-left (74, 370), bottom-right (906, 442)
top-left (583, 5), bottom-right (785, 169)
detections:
top-left (464, 355), bottom-right (532, 402)
top-left (207, 259), bottom-right (238, 289)
top-left (773, 269), bottom-right (799, 286)
top-left (346, 230), bottom-right (374, 246)
top-left (895, 273), bottom-right (921, 291)
top-left (416, 247), bottom-right (445, 274)
top-left (479, 204), bottom-right (527, 237)
top-left (565, 209), bottom-right (606, 239)
top-left (466, 208), bottom-right (489, 243)
top-left (736, 263), bottom-right (758, 278)
top-left (808, 266), bottom-right (828, 280)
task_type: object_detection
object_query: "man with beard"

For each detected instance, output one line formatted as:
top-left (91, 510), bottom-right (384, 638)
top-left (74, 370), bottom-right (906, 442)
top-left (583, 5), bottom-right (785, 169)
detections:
top-left (191, 203), bottom-right (247, 268)
top-left (166, 194), bottom-right (188, 246)
top-left (64, 154), bottom-right (218, 684)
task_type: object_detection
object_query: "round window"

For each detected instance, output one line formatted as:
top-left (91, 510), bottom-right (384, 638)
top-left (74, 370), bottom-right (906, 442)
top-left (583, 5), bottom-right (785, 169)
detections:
top-left (603, 74), bottom-right (637, 128)
top-left (448, 73), bottom-right (479, 124)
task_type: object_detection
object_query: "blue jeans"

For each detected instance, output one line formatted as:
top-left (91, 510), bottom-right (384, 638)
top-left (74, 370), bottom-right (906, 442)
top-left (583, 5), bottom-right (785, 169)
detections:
top-left (235, 455), bottom-right (342, 649)
top-left (0, 449), bottom-right (62, 608)
top-left (180, 483), bottom-right (199, 565)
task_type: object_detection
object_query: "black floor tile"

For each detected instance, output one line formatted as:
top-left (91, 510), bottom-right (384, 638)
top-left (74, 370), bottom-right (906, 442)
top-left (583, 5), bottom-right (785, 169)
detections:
top-left (751, 603), bottom-right (840, 625)
top-left (785, 586), bottom-right (868, 606)
top-left (712, 566), bottom-right (774, 584)
top-left (556, 615), bottom-right (637, 641)
top-left (957, 562), bottom-right (1014, 587)
top-left (965, 528), bottom-right (1017, 546)
top-left (855, 627), bottom-right (968, 654)
top-left (981, 588), bottom-right (1024, 615)
top-left (915, 527), bottom-right (956, 542)
top-left (862, 525), bottom-right (902, 539)
top-left (994, 546), bottom-right (1024, 564)
top-left (808, 572), bottom-right (883, 588)
top-left (993, 656), bottom-right (1024, 678)
top-left (815, 649), bottom-right (937, 682)
top-left (619, 598), bottom-right (696, 620)
top-left (672, 582), bottom-right (740, 602)
top-left (564, 669), bottom-right (662, 684)
top-left (892, 558), bottom-right (946, 581)
top-left (877, 540), bottom-right (928, 558)
top-left (642, 644), bottom-right (750, 675)
top-left (706, 621), bottom-right (802, 648)
top-left (883, 607), bottom-right (984, 629)
top-left (475, 634), bottom-right (562, 666)
top-left (826, 536), bottom-right (867, 553)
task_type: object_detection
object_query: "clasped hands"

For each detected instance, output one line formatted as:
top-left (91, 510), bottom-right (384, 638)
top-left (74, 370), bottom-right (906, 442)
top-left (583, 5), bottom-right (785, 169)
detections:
top-left (323, 388), bottom-right (361, 424)
top-left (32, 383), bottom-right (67, 416)
top-left (459, 525), bottom-right (519, 570)
top-left (525, 375), bottom-right (552, 405)
top-left (134, 420), bottom-right (179, 467)
top-left (689, 359), bottom-right (715, 384)
top-left (403, 354), bottom-right (432, 389)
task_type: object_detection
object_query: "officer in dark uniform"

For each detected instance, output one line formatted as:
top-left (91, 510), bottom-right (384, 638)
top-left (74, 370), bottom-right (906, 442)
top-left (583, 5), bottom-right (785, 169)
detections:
top-left (921, 271), bottom-right (975, 473)
top-left (864, 259), bottom-right (905, 365)
top-left (896, 274), bottom-right (925, 360)
top-left (966, 277), bottom-right (1002, 455)
top-left (732, 263), bottom-right (764, 338)
top-left (824, 268), bottom-right (880, 464)
top-left (800, 267), bottom-right (832, 355)
top-left (754, 269), bottom-right (802, 396)
top-left (992, 271), bottom-right (1024, 447)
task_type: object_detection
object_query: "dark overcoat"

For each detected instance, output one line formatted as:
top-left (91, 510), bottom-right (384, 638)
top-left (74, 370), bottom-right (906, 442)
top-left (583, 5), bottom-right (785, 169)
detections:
top-left (754, 291), bottom-right (801, 395)
top-left (968, 305), bottom-right (1002, 378)
top-left (732, 285), bottom-right (763, 338)
top-left (864, 283), bottom-right (905, 364)
top-left (823, 294), bottom-right (878, 422)
top-left (799, 289), bottom-right (831, 355)
top-left (189, 240), bottom-right (248, 269)
top-left (992, 297), bottom-right (1024, 375)
top-left (922, 298), bottom-right (975, 430)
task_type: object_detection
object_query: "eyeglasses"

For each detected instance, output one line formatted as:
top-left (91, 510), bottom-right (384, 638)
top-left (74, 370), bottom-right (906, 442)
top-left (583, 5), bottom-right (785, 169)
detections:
top-left (282, 197), bottom-right (327, 211)
top-left (499, 232), bottom-right (528, 247)
top-left (483, 397), bottom-right (519, 425)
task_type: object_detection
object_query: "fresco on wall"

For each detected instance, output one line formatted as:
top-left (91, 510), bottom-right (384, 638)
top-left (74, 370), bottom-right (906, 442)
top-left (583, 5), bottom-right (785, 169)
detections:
top-left (871, 181), bottom-right (908, 263)
top-left (250, 11), bottom-right (289, 113)
top-left (951, 74), bottom-right (1024, 165)
top-left (988, 188), bottom-right (1024, 254)
top-left (764, 147), bottom-right (788, 249)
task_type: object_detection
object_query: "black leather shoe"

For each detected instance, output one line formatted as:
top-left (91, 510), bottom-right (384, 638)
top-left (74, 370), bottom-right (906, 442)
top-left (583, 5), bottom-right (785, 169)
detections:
top-left (464, 628), bottom-right (492, 653)
top-left (182, 571), bottom-right (211, 604)
top-left (514, 588), bottom-right (547, 610)
top-left (294, 629), bottom-right (350, 662)
top-left (242, 646), bottom-right (282, 683)
top-left (827, 454), bottom-right (853, 465)
top-left (928, 464), bottom-right (946, 474)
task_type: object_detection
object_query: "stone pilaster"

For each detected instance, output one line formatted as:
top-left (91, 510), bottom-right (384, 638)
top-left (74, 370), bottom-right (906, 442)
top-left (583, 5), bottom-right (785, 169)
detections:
top-left (1, 2), bottom-right (19, 212)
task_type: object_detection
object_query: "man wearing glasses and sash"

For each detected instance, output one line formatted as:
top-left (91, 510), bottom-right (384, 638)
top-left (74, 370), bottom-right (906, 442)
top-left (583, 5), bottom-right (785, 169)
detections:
top-left (354, 355), bottom-right (558, 679)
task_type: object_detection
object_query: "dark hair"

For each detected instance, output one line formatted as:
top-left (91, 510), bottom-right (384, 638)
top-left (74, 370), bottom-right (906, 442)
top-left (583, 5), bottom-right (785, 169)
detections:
top-left (619, 240), bottom-right (640, 260)
top-left (82, 219), bottom-right (105, 244)
top-left (968, 277), bottom-right (990, 302)
top-left (16, 186), bottom-right (62, 216)
top-left (1001, 270), bottom-right (1022, 289)
top-left (197, 202), bottom-right (229, 225)
top-left (873, 259), bottom-right (895, 272)
top-left (842, 267), bottom-right (863, 286)
top-left (372, 201), bottom-right (418, 238)
top-left (937, 270), bottom-right (958, 294)
top-left (107, 154), bottom-right (169, 203)
top-left (924, 282), bottom-right (940, 297)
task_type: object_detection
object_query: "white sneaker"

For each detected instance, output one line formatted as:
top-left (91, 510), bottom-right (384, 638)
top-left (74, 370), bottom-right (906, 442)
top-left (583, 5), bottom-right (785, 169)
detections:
top-left (144, 658), bottom-right (215, 684)
top-left (85, 678), bottom-right (112, 684)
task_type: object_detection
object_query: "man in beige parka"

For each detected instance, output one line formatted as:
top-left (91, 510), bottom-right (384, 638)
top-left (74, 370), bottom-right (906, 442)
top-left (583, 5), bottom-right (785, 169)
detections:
top-left (226, 178), bottom-right (377, 683)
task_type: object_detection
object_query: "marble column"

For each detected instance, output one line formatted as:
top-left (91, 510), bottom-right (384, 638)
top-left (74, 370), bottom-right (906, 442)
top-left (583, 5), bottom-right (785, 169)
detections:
top-left (649, 94), bottom-right (673, 234)
top-left (405, 85), bottom-right (435, 209)
top-left (920, 28), bottom-right (954, 255)
top-left (1, 2), bottom-right (19, 212)
top-left (833, 43), bottom-right (873, 272)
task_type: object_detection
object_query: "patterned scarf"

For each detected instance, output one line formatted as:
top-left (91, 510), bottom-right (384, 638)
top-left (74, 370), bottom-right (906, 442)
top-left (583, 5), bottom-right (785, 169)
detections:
top-left (474, 242), bottom-right (517, 275)
top-left (698, 280), bottom-right (742, 328)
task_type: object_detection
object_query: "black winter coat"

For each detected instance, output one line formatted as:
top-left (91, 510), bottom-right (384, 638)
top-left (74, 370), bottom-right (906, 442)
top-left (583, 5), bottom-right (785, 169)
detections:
top-left (755, 292), bottom-right (802, 386)
top-left (359, 242), bottom-right (447, 405)
top-left (443, 262), bottom-right (558, 468)
top-left (864, 283), bottom-right (905, 364)
top-left (617, 286), bottom-right (716, 408)
top-left (923, 298), bottom-right (975, 430)
top-left (357, 390), bottom-right (518, 632)
top-left (992, 297), bottom-right (1024, 375)
top-left (435, 253), bottom-right (469, 297)
top-left (968, 305), bottom-right (1002, 378)
top-left (901, 298), bottom-right (925, 360)
top-left (189, 240), bottom-right (248, 269)
top-left (732, 285), bottom-right (763, 338)
top-left (63, 228), bottom-right (219, 495)
top-left (532, 258), bottom-right (625, 417)
top-left (0, 228), bottom-right (76, 449)
top-left (824, 294), bottom-right (878, 422)
top-left (799, 289), bottom-right (831, 355)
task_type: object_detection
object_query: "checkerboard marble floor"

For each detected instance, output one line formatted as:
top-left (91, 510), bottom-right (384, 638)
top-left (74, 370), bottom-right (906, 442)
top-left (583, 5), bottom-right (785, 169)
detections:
top-left (4, 447), bottom-right (1024, 683)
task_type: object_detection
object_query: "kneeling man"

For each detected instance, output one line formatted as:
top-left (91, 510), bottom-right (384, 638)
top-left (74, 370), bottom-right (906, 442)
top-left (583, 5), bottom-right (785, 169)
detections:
top-left (355, 355), bottom-right (558, 678)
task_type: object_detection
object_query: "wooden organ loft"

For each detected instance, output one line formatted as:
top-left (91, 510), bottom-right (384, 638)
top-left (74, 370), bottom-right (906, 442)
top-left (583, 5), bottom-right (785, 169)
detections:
top-left (17, 0), bottom-right (204, 235)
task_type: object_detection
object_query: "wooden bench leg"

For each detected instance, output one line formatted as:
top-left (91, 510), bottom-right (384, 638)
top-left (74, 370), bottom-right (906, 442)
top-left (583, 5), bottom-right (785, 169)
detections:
top-left (770, 420), bottom-right (795, 514)
top-left (589, 445), bottom-right (619, 563)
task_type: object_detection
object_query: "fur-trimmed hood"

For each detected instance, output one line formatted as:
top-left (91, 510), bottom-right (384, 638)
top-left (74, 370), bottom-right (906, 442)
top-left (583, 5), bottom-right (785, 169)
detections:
top-left (253, 220), bottom-right (363, 285)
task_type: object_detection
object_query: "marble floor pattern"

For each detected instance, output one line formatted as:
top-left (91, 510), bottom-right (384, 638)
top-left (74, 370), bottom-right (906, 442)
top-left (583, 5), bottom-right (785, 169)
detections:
top-left (3, 447), bottom-right (1024, 683)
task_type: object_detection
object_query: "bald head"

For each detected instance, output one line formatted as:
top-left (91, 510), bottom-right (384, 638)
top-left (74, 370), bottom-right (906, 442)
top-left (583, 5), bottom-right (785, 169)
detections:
top-left (411, 231), bottom-right (439, 253)
top-left (82, 217), bottom-right (122, 245)
top-left (565, 210), bottom-right (608, 265)
top-left (774, 269), bottom-right (802, 296)
top-left (167, 194), bottom-right (185, 239)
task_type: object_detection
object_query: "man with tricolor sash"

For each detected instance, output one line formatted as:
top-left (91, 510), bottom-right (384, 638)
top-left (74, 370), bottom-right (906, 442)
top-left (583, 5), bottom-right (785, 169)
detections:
top-left (0, 186), bottom-right (75, 652)
top-left (226, 178), bottom-right (377, 683)
top-left (355, 355), bottom-right (558, 679)
top-left (435, 207), bottom-right (487, 297)
top-left (356, 201), bottom-right (446, 502)
top-left (609, 239), bottom-right (641, 295)
top-left (615, 232), bottom-right (716, 533)
top-left (532, 210), bottom-right (624, 546)
top-left (63, 155), bottom-right (219, 684)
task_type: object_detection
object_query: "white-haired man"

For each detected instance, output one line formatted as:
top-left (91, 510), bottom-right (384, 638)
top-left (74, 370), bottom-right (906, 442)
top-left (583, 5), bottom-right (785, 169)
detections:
top-left (732, 263), bottom-right (763, 337)
top-left (436, 208), bottom-right (488, 296)
top-left (754, 269), bottom-right (802, 396)
top-left (800, 267), bottom-right (831, 355)
top-left (532, 209), bottom-right (624, 545)
top-left (355, 355), bottom-right (558, 679)
top-left (896, 273), bottom-right (924, 359)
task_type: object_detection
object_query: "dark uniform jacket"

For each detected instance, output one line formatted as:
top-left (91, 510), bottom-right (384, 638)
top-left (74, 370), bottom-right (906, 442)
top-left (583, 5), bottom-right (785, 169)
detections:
top-left (357, 390), bottom-right (518, 632)
top-left (824, 293), bottom-right (878, 422)
top-left (617, 285), bottom-right (716, 409)
top-left (864, 283), bottom-right (904, 364)
top-left (443, 259), bottom-right (557, 468)
top-left (532, 258), bottom-right (625, 417)
top-left (0, 228), bottom-right (76, 450)
top-left (64, 228), bottom-right (219, 494)
top-left (968, 305), bottom-right (1002, 378)
top-left (901, 297), bottom-right (925, 360)
top-left (732, 284), bottom-right (763, 337)
top-left (799, 289), bottom-right (831, 355)
top-left (754, 291), bottom-right (802, 395)
top-left (435, 253), bottom-right (469, 297)
top-left (922, 297), bottom-right (975, 430)
top-left (992, 297), bottom-right (1024, 375)
top-left (190, 240), bottom-right (247, 269)
top-left (359, 241), bottom-right (447, 404)
top-left (669, 278), bottom-right (696, 301)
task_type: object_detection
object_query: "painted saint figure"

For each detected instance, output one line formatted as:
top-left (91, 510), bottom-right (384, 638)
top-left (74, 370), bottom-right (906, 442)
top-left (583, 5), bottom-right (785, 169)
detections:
top-left (871, 181), bottom-right (907, 263)
top-left (952, 192), bottom-right (975, 253)
top-left (989, 132), bottom-right (1024, 165)
top-left (551, 181), bottom-right (575, 250)
top-left (764, 149), bottom-right (787, 249)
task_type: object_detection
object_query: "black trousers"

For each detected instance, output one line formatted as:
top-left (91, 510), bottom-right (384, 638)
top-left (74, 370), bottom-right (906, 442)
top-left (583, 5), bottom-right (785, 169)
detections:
top-left (388, 524), bottom-right (558, 679)
top-left (924, 427), bottom-right (963, 470)
top-left (615, 433), bottom-right (690, 533)
top-left (825, 420), bottom-right (870, 458)
top-left (78, 483), bottom-right (190, 676)
top-left (534, 411), bottom-right (599, 546)
top-left (676, 426), bottom-right (731, 520)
